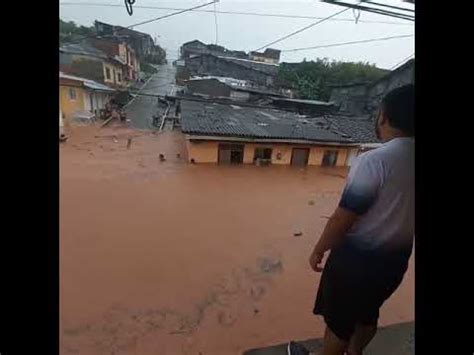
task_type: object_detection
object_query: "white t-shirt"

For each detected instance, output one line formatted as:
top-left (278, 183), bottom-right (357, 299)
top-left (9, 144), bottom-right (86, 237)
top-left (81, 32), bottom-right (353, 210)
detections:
top-left (339, 137), bottom-right (415, 251)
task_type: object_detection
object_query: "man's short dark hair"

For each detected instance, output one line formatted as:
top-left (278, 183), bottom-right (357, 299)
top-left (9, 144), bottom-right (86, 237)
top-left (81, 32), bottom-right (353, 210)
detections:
top-left (381, 84), bottom-right (414, 136)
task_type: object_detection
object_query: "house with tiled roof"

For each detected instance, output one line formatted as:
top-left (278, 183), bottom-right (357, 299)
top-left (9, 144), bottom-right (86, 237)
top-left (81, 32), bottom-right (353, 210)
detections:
top-left (180, 99), bottom-right (379, 166)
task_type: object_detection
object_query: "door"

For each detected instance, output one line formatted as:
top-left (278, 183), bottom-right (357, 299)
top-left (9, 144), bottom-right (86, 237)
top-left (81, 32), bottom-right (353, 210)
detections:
top-left (90, 93), bottom-right (95, 115)
top-left (218, 144), bottom-right (244, 165)
top-left (322, 150), bottom-right (339, 167)
top-left (291, 148), bottom-right (310, 167)
top-left (83, 92), bottom-right (92, 112)
top-left (218, 146), bottom-right (231, 164)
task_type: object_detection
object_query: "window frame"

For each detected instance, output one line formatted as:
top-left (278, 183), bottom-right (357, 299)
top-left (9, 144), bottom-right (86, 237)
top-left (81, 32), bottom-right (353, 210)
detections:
top-left (68, 87), bottom-right (77, 101)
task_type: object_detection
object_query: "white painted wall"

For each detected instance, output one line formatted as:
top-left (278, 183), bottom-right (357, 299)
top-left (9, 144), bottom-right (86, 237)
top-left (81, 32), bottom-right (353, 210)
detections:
top-left (230, 90), bottom-right (250, 101)
top-left (59, 104), bottom-right (64, 135)
top-left (83, 92), bottom-right (92, 112)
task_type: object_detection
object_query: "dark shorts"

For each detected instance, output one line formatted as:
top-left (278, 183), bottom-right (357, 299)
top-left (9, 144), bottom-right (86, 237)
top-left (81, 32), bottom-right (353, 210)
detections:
top-left (313, 241), bottom-right (412, 341)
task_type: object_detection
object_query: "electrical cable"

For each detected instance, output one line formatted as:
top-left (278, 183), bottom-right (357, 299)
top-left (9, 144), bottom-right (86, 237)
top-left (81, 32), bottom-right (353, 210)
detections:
top-left (59, 2), bottom-right (414, 26)
top-left (126, 1), bottom-right (218, 29)
top-left (253, 7), bottom-right (351, 52)
top-left (280, 34), bottom-right (413, 52)
top-left (62, 1), bottom-right (217, 44)
top-left (213, 1), bottom-right (219, 45)
top-left (388, 53), bottom-right (414, 70)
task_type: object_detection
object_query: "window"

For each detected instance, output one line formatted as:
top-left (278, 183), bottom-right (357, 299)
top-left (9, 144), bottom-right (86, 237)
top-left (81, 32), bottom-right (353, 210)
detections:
top-left (68, 88), bottom-right (77, 101)
top-left (105, 67), bottom-right (111, 80)
top-left (322, 150), bottom-right (339, 167)
top-left (254, 148), bottom-right (272, 161)
top-left (113, 69), bottom-right (116, 82)
top-left (117, 72), bottom-right (122, 82)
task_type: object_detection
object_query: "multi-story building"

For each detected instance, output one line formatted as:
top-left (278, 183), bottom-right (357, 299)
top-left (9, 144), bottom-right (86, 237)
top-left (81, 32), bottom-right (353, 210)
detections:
top-left (59, 43), bottom-right (127, 89)
top-left (88, 38), bottom-right (140, 81)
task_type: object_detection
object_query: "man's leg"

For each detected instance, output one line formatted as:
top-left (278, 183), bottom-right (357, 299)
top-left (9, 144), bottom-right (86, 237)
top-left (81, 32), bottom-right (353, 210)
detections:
top-left (322, 326), bottom-right (348, 355)
top-left (346, 324), bottom-right (377, 355)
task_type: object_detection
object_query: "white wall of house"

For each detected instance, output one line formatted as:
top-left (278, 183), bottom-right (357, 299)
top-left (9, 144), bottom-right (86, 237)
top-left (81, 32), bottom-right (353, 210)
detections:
top-left (83, 92), bottom-right (92, 112)
top-left (88, 92), bottom-right (111, 117)
top-left (59, 104), bottom-right (64, 135)
top-left (230, 90), bottom-right (250, 101)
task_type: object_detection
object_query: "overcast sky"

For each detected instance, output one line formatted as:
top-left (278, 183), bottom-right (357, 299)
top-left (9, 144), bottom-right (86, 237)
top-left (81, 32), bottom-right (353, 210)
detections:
top-left (59, 0), bottom-right (414, 69)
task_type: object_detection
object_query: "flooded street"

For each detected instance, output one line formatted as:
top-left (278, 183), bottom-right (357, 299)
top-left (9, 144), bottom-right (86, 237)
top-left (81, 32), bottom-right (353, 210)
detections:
top-left (125, 64), bottom-right (176, 130)
top-left (60, 125), bottom-right (414, 355)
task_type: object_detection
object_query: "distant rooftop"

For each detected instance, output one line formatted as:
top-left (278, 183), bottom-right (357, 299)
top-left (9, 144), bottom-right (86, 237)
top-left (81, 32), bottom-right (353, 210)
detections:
top-left (60, 43), bottom-right (107, 59)
top-left (59, 72), bottom-right (115, 92)
top-left (60, 43), bottom-right (124, 66)
top-left (272, 98), bottom-right (336, 106)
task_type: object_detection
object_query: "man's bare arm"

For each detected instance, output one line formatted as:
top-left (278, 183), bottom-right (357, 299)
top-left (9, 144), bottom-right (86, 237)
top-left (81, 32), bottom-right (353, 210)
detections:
top-left (309, 207), bottom-right (358, 272)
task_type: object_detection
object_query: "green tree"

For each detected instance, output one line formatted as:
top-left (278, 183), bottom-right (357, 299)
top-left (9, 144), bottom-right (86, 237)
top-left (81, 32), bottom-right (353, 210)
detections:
top-left (277, 58), bottom-right (388, 101)
top-left (59, 19), bottom-right (95, 45)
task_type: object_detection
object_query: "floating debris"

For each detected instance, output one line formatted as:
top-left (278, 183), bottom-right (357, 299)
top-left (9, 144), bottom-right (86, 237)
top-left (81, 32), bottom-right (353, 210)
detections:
top-left (258, 257), bottom-right (283, 274)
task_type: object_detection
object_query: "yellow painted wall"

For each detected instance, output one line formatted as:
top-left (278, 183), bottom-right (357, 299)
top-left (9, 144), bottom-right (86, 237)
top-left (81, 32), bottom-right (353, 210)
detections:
top-left (59, 85), bottom-right (86, 123)
top-left (243, 143), bottom-right (293, 165)
top-left (103, 62), bottom-right (122, 86)
top-left (336, 148), bottom-right (348, 166)
top-left (186, 141), bottom-right (219, 163)
top-left (186, 140), bottom-right (353, 166)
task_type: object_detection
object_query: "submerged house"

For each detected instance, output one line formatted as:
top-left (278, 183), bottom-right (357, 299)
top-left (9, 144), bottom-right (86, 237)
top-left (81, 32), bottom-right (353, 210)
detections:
top-left (59, 72), bottom-right (115, 124)
top-left (181, 100), bottom-right (379, 166)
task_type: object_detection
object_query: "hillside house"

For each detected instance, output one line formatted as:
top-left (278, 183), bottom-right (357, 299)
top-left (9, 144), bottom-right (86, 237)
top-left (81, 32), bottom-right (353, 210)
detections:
top-left (59, 44), bottom-right (126, 89)
top-left (88, 38), bottom-right (140, 81)
top-left (180, 40), bottom-right (247, 60)
top-left (185, 53), bottom-right (277, 87)
top-left (95, 21), bottom-right (155, 59)
top-left (185, 77), bottom-right (284, 102)
top-left (249, 48), bottom-right (281, 64)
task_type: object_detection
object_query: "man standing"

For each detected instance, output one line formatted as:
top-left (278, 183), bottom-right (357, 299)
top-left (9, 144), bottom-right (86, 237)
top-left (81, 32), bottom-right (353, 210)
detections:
top-left (288, 84), bottom-right (415, 355)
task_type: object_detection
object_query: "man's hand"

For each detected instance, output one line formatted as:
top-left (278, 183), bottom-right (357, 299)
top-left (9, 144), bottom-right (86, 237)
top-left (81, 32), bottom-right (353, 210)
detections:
top-left (309, 250), bottom-right (325, 272)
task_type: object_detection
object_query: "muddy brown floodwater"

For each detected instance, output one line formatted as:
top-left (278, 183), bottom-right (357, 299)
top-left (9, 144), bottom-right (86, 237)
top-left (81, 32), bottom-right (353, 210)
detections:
top-left (60, 124), bottom-right (414, 355)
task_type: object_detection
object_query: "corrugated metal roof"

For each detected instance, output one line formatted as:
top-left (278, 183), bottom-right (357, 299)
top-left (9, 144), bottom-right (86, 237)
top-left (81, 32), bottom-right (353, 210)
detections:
top-left (59, 72), bottom-right (115, 92)
top-left (324, 116), bottom-right (380, 144)
top-left (272, 98), bottom-right (336, 106)
top-left (181, 101), bottom-right (357, 143)
top-left (60, 43), bottom-right (108, 59)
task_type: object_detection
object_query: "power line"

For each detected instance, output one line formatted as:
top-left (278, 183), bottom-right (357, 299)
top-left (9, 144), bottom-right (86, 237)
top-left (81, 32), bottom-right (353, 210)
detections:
top-left (127, 1), bottom-right (218, 29)
top-left (320, 1), bottom-right (414, 22)
top-left (213, 1), bottom-right (219, 45)
top-left (61, 1), bottom-right (217, 44)
top-left (281, 34), bottom-right (414, 52)
top-left (389, 53), bottom-right (414, 70)
top-left (253, 7), bottom-right (351, 52)
top-left (363, 0), bottom-right (415, 13)
top-left (59, 2), bottom-right (414, 26)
